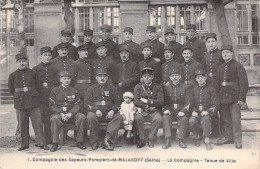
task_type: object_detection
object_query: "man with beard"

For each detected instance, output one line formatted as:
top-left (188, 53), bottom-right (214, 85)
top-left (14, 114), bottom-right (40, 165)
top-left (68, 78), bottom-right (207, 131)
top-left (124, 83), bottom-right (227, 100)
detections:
top-left (85, 69), bottom-right (123, 151)
top-left (52, 30), bottom-right (79, 61)
top-left (164, 28), bottom-right (184, 64)
top-left (49, 71), bottom-right (87, 152)
top-left (161, 45), bottom-right (184, 85)
top-left (8, 53), bottom-right (49, 151)
top-left (133, 68), bottom-right (164, 148)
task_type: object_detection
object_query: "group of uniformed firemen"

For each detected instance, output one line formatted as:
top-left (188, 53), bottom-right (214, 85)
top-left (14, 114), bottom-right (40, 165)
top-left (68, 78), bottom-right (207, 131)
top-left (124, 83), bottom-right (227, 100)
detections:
top-left (8, 24), bottom-right (249, 152)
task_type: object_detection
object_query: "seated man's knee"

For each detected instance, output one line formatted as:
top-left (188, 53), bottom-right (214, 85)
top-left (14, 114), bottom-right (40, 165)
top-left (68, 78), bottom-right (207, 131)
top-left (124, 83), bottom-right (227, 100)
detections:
top-left (50, 115), bottom-right (62, 123)
top-left (134, 113), bottom-right (143, 122)
top-left (87, 112), bottom-right (97, 121)
top-left (189, 117), bottom-right (197, 126)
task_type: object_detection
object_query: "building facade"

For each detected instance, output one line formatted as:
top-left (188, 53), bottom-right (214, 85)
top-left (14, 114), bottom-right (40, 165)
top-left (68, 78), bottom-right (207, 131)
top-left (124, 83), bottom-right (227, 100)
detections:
top-left (0, 0), bottom-right (259, 84)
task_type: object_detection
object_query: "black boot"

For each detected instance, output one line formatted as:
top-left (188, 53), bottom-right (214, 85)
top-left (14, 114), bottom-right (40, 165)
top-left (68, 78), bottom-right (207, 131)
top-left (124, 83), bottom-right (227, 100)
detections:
top-left (162, 138), bottom-right (171, 149)
top-left (50, 143), bottom-right (58, 152)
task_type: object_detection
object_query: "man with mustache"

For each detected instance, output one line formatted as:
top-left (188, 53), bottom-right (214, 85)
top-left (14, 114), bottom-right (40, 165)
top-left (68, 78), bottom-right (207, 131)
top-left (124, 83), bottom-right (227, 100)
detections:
top-left (81, 29), bottom-right (97, 62)
top-left (85, 69), bottom-right (123, 151)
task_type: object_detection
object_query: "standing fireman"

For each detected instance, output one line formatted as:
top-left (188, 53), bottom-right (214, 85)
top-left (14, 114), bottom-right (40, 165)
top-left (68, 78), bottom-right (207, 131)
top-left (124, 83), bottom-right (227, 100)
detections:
top-left (32, 47), bottom-right (59, 144)
top-left (82, 29), bottom-right (97, 62)
top-left (215, 45), bottom-right (248, 149)
top-left (8, 53), bottom-right (49, 151)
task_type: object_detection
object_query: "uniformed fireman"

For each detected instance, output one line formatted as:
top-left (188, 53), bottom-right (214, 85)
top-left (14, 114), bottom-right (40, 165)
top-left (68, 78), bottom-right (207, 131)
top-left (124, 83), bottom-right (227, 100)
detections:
top-left (92, 43), bottom-right (119, 86)
top-left (133, 67), bottom-right (164, 148)
top-left (32, 46), bottom-right (59, 144)
top-left (215, 45), bottom-right (248, 149)
top-left (50, 43), bottom-right (77, 87)
top-left (85, 68), bottom-right (123, 151)
top-left (183, 24), bottom-right (207, 67)
top-left (137, 42), bottom-right (161, 84)
top-left (164, 28), bottom-right (184, 64)
top-left (8, 53), bottom-right (49, 151)
top-left (161, 45), bottom-right (184, 85)
top-left (162, 68), bottom-right (190, 149)
top-left (140, 26), bottom-right (164, 64)
top-left (189, 69), bottom-right (219, 150)
top-left (119, 27), bottom-right (143, 63)
top-left (49, 71), bottom-right (86, 152)
top-left (181, 45), bottom-right (201, 89)
top-left (82, 29), bottom-right (97, 62)
top-left (52, 29), bottom-right (79, 61)
top-left (204, 33), bottom-right (224, 138)
top-left (95, 24), bottom-right (120, 63)
top-left (117, 44), bottom-right (139, 100)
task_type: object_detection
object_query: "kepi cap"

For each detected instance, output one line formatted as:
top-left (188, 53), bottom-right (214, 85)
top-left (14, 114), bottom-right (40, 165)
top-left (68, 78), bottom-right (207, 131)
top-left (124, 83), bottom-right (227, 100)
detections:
top-left (15, 53), bottom-right (27, 61)
top-left (96, 68), bottom-right (108, 76)
top-left (164, 28), bottom-right (175, 35)
top-left (140, 42), bottom-right (152, 50)
top-left (195, 69), bottom-right (206, 76)
top-left (61, 29), bottom-right (71, 36)
top-left (181, 45), bottom-right (193, 52)
top-left (206, 33), bottom-right (217, 40)
top-left (221, 45), bottom-right (233, 52)
top-left (164, 45), bottom-right (175, 53)
top-left (60, 70), bottom-right (71, 78)
top-left (124, 27), bottom-right (133, 34)
top-left (100, 24), bottom-right (112, 32)
top-left (77, 45), bottom-right (89, 51)
top-left (40, 46), bottom-right (52, 55)
top-left (119, 45), bottom-right (130, 52)
top-left (146, 26), bottom-right (156, 32)
top-left (170, 68), bottom-right (180, 74)
top-left (57, 43), bottom-right (69, 50)
top-left (141, 67), bottom-right (153, 75)
top-left (84, 29), bottom-right (93, 36)
top-left (186, 24), bottom-right (196, 31)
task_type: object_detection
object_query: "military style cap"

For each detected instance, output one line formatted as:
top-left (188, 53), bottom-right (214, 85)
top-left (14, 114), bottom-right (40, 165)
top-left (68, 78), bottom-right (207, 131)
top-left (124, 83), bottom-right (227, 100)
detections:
top-left (95, 42), bottom-right (106, 49)
top-left (205, 33), bottom-right (217, 40)
top-left (15, 53), bottom-right (27, 61)
top-left (95, 68), bottom-right (108, 76)
top-left (57, 43), bottom-right (69, 50)
top-left (84, 29), bottom-right (93, 36)
top-left (186, 24), bottom-right (196, 31)
top-left (60, 70), bottom-right (71, 78)
top-left (119, 45), bottom-right (130, 52)
top-left (221, 45), bottom-right (233, 52)
top-left (195, 69), bottom-right (206, 76)
top-left (77, 45), bottom-right (89, 51)
top-left (164, 45), bottom-right (175, 53)
top-left (170, 68), bottom-right (180, 74)
top-left (123, 92), bottom-right (134, 99)
top-left (40, 46), bottom-right (52, 55)
top-left (61, 29), bottom-right (71, 36)
top-left (100, 24), bottom-right (112, 32)
top-left (124, 27), bottom-right (133, 34)
top-left (140, 42), bottom-right (152, 50)
top-left (146, 26), bottom-right (156, 32)
top-left (141, 67), bottom-right (153, 75)
top-left (164, 28), bottom-right (175, 35)
top-left (181, 45), bottom-right (193, 52)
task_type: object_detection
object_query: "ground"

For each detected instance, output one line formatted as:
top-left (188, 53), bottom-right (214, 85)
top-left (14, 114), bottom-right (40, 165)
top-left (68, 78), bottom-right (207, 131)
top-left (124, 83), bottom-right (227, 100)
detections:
top-left (0, 96), bottom-right (259, 169)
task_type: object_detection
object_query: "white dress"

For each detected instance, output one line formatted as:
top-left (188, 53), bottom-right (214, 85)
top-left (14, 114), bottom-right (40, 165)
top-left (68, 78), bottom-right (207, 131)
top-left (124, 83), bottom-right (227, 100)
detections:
top-left (120, 101), bottom-right (136, 130)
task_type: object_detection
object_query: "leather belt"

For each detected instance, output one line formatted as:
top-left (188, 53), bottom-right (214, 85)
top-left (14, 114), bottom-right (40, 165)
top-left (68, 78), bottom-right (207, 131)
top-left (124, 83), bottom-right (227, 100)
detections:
top-left (93, 100), bottom-right (107, 106)
top-left (42, 82), bottom-right (54, 88)
top-left (173, 103), bottom-right (179, 109)
top-left (76, 80), bottom-right (91, 84)
top-left (15, 87), bottom-right (34, 92)
top-left (221, 82), bottom-right (238, 86)
top-left (198, 105), bottom-right (206, 111)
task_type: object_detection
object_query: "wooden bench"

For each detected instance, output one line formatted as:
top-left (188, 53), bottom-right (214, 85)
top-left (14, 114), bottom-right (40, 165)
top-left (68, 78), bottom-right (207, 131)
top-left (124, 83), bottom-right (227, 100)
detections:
top-left (60, 122), bottom-right (178, 145)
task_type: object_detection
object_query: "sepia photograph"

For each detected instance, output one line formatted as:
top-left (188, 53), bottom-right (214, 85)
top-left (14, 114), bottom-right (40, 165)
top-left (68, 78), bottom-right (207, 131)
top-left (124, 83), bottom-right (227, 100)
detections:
top-left (0, 0), bottom-right (259, 168)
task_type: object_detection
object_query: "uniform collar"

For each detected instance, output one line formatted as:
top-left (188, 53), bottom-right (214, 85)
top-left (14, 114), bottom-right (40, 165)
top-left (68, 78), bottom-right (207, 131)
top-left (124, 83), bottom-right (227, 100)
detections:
top-left (58, 56), bottom-right (69, 61)
top-left (62, 85), bottom-right (69, 90)
top-left (144, 57), bottom-right (153, 61)
top-left (171, 81), bottom-right (180, 87)
top-left (210, 47), bottom-right (218, 54)
top-left (169, 40), bottom-right (177, 45)
top-left (18, 68), bottom-right (28, 72)
top-left (79, 58), bottom-right (88, 63)
top-left (41, 62), bottom-right (50, 66)
top-left (165, 58), bottom-right (174, 63)
top-left (148, 39), bottom-right (156, 42)
top-left (184, 58), bottom-right (194, 65)
top-left (124, 40), bottom-right (132, 43)
top-left (225, 58), bottom-right (234, 65)
top-left (188, 37), bottom-right (197, 42)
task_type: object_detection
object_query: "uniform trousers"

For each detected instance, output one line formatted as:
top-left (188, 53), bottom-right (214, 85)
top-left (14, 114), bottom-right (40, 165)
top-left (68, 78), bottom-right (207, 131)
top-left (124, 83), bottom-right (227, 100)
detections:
top-left (189, 115), bottom-right (211, 138)
top-left (39, 103), bottom-right (51, 144)
top-left (50, 113), bottom-right (86, 143)
top-left (134, 111), bottom-right (162, 141)
top-left (219, 103), bottom-right (242, 143)
top-left (87, 112), bottom-right (123, 144)
top-left (163, 114), bottom-right (188, 139)
top-left (17, 107), bottom-right (46, 147)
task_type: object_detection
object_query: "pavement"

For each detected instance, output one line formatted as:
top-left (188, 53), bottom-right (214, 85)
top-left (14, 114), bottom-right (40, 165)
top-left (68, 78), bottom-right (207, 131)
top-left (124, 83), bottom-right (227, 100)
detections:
top-left (0, 96), bottom-right (260, 169)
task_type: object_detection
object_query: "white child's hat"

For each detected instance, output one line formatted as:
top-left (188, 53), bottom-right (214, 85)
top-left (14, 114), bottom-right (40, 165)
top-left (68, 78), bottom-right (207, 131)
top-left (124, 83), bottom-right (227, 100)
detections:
top-left (123, 92), bottom-right (134, 99)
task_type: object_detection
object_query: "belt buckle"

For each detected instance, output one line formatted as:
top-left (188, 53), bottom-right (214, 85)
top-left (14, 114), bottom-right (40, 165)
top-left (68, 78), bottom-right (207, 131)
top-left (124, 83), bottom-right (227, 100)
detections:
top-left (199, 106), bottom-right (203, 111)
top-left (174, 104), bottom-right (178, 109)
top-left (101, 100), bottom-right (106, 106)
top-left (209, 73), bottom-right (213, 77)
top-left (62, 107), bottom-right (67, 112)
top-left (184, 81), bottom-right (188, 85)
top-left (222, 82), bottom-right (227, 86)
top-left (23, 87), bottom-right (28, 92)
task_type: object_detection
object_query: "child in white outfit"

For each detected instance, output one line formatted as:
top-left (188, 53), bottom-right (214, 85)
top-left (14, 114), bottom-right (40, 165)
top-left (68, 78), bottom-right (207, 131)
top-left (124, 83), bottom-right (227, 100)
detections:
top-left (120, 92), bottom-right (137, 138)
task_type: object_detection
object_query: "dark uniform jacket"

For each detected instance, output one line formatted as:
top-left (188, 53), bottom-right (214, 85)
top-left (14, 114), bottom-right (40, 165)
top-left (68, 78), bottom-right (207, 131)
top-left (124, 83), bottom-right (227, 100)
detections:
top-left (117, 60), bottom-right (139, 92)
top-left (137, 57), bottom-right (161, 84)
top-left (205, 48), bottom-right (224, 78)
top-left (161, 59), bottom-right (184, 84)
top-left (32, 62), bottom-right (59, 103)
top-left (52, 42), bottom-right (79, 61)
top-left (163, 82), bottom-right (190, 115)
top-left (8, 68), bottom-right (41, 109)
top-left (119, 40), bottom-right (143, 63)
top-left (190, 83), bottom-right (219, 116)
top-left (182, 59), bottom-right (201, 87)
top-left (92, 56), bottom-right (119, 85)
top-left (85, 83), bottom-right (121, 113)
top-left (140, 39), bottom-right (165, 63)
top-left (74, 58), bottom-right (92, 90)
top-left (50, 56), bottom-right (77, 86)
top-left (49, 85), bottom-right (81, 116)
top-left (168, 40), bottom-right (184, 64)
top-left (184, 37), bottom-right (207, 67)
top-left (96, 38), bottom-right (120, 63)
top-left (82, 42), bottom-right (97, 62)
top-left (216, 59), bottom-right (248, 104)
top-left (133, 83), bottom-right (164, 114)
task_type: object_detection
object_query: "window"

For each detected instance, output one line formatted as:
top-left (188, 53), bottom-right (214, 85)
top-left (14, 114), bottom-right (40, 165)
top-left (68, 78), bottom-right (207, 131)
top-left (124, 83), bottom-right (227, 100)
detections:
top-left (194, 5), bottom-right (206, 31)
top-left (236, 4), bottom-right (259, 45)
top-left (78, 8), bottom-right (90, 33)
top-left (25, 8), bottom-right (34, 33)
top-left (0, 10), bottom-right (7, 34)
top-left (179, 5), bottom-right (191, 31)
top-left (149, 6), bottom-right (162, 31)
top-left (165, 6), bottom-right (176, 29)
top-left (0, 38), bottom-right (7, 47)
top-left (26, 38), bottom-right (34, 46)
